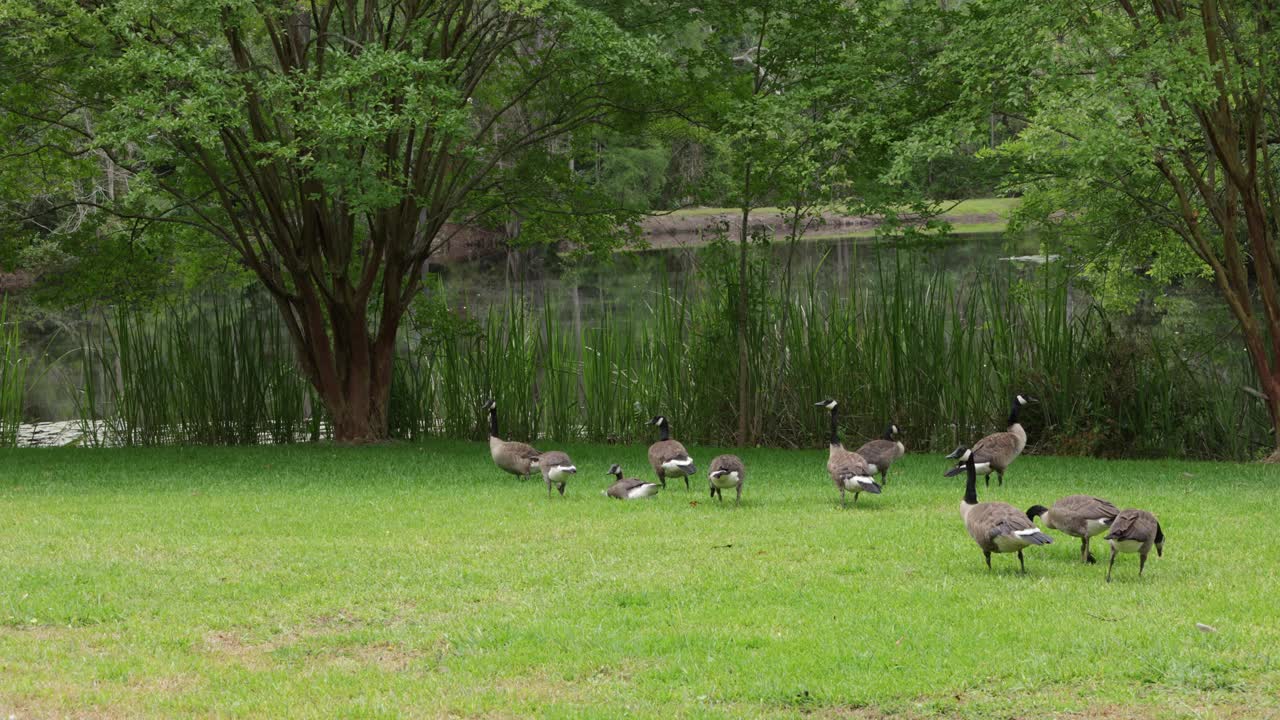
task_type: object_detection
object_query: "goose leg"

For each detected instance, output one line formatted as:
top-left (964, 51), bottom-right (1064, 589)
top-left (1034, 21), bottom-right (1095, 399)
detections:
top-left (839, 487), bottom-right (846, 508)
top-left (557, 482), bottom-right (566, 497)
top-left (998, 470), bottom-right (1004, 487)
top-left (853, 491), bottom-right (860, 506)
top-left (1018, 550), bottom-right (1026, 574)
top-left (1106, 545), bottom-right (1117, 582)
top-left (1139, 551), bottom-right (1148, 576)
top-left (735, 484), bottom-right (742, 507)
top-left (546, 478), bottom-right (552, 498)
top-left (880, 470), bottom-right (888, 487)
top-left (710, 485), bottom-right (716, 499)
top-left (985, 474), bottom-right (990, 488)
top-left (684, 474), bottom-right (690, 491)
top-left (658, 472), bottom-right (666, 489)
top-left (984, 551), bottom-right (992, 570)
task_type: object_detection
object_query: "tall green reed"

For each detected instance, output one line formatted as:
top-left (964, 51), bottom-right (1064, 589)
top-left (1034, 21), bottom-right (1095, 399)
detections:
top-left (74, 299), bottom-right (321, 446)
top-left (57, 243), bottom-right (1270, 459)
top-left (0, 299), bottom-right (26, 446)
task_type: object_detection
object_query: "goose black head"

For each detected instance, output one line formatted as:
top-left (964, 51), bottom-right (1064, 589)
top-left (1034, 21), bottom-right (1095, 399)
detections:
top-left (1155, 522), bottom-right (1165, 557)
top-left (1026, 504), bottom-right (1050, 522)
top-left (884, 424), bottom-right (899, 440)
top-left (815, 399), bottom-right (838, 411)
top-left (483, 399), bottom-right (497, 412)
top-left (944, 445), bottom-right (967, 460)
top-left (606, 463), bottom-right (622, 478)
top-left (650, 415), bottom-right (667, 427)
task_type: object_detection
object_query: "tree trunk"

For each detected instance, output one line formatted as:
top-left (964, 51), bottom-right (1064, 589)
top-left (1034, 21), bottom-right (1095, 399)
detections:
top-left (737, 175), bottom-right (752, 447)
top-left (273, 273), bottom-right (407, 445)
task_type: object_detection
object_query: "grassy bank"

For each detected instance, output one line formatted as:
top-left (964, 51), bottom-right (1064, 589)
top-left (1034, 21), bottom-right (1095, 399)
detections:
top-left (1, 442), bottom-right (1276, 718)
top-left (665, 197), bottom-right (1019, 230)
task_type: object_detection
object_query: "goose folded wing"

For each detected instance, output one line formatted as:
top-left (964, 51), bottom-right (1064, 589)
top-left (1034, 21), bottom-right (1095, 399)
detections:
top-left (1105, 511), bottom-right (1151, 542)
top-left (989, 515), bottom-right (1052, 544)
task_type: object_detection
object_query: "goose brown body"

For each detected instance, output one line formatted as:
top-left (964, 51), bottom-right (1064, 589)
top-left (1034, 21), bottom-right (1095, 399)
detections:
top-left (484, 401), bottom-right (540, 478)
top-left (537, 450), bottom-right (577, 498)
top-left (945, 395), bottom-right (1032, 486)
top-left (1027, 495), bottom-right (1119, 564)
top-left (954, 447), bottom-right (1052, 572)
top-left (647, 416), bottom-right (697, 490)
top-left (708, 454), bottom-right (746, 505)
top-left (855, 424), bottom-right (905, 485)
top-left (1105, 509), bottom-right (1164, 582)
top-left (604, 464), bottom-right (661, 500)
top-left (816, 401), bottom-right (882, 507)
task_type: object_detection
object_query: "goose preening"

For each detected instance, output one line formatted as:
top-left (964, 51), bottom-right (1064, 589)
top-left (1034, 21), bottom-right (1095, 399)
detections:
top-left (945, 394), bottom-right (1035, 487)
top-left (484, 400), bottom-right (541, 479)
top-left (647, 416), bottom-right (697, 490)
top-left (855, 424), bottom-right (905, 486)
top-left (1026, 495), bottom-right (1119, 564)
top-left (604, 464), bottom-right (661, 500)
top-left (816, 400), bottom-right (881, 507)
top-left (1105, 509), bottom-right (1164, 582)
top-left (953, 447), bottom-right (1052, 573)
top-left (537, 450), bottom-right (577, 497)
top-left (708, 454), bottom-right (746, 506)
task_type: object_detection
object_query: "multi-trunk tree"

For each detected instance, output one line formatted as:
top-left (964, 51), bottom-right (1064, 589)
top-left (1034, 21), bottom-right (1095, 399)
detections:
top-left (1, 0), bottom-right (663, 441)
top-left (939, 0), bottom-right (1280, 458)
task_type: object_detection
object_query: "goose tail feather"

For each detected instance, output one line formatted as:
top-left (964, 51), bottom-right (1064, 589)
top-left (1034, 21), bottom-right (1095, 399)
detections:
top-left (1014, 528), bottom-right (1054, 545)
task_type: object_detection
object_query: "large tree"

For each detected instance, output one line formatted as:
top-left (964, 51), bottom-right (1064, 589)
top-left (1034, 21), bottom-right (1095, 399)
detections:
top-left (0, 0), bottom-right (662, 441)
top-left (937, 0), bottom-right (1280, 457)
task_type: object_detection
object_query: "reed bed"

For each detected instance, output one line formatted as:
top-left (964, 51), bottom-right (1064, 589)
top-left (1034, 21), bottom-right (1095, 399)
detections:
top-left (73, 299), bottom-right (322, 447)
top-left (391, 245), bottom-right (1267, 459)
top-left (61, 246), bottom-right (1270, 459)
top-left (0, 299), bottom-right (26, 446)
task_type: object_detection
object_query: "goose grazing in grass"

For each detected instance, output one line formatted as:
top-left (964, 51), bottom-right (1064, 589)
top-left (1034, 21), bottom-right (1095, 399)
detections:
top-left (1026, 495), bottom-right (1119, 564)
top-left (945, 394), bottom-right (1035, 487)
top-left (537, 450), bottom-right (577, 498)
top-left (1105, 509), bottom-right (1164, 582)
top-left (604, 464), bottom-right (661, 500)
top-left (484, 400), bottom-right (540, 479)
top-left (855, 424), bottom-right (905, 486)
top-left (708, 454), bottom-right (746, 506)
top-left (953, 447), bottom-right (1052, 573)
top-left (647, 416), bottom-right (697, 490)
top-left (815, 400), bottom-right (881, 507)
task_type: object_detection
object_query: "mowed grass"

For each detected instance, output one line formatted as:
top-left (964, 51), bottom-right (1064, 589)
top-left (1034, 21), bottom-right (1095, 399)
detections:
top-left (1, 442), bottom-right (1277, 719)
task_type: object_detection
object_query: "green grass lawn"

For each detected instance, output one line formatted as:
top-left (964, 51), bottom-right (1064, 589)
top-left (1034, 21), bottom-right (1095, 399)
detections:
top-left (1, 441), bottom-right (1277, 718)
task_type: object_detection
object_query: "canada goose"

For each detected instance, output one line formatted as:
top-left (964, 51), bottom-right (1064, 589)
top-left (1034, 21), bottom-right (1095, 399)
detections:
top-left (647, 416), bottom-right (697, 490)
top-left (483, 400), bottom-right (541, 479)
top-left (708, 454), bottom-right (746, 506)
top-left (953, 447), bottom-right (1052, 573)
top-left (945, 394), bottom-right (1035, 486)
top-left (1105, 509), bottom-right (1164, 582)
top-left (855, 424), bottom-right (905, 486)
top-left (815, 400), bottom-right (881, 507)
top-left (1026, 495), bottom-right (1119, 564)
top-left (537, 450), bottom-right (577, 497)
top-left (604, 464), bottom-right (661, 500)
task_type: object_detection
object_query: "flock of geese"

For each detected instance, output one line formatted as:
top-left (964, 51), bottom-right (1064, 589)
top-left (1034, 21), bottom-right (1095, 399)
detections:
top-left (484, 395), bottom-right (1165, 581)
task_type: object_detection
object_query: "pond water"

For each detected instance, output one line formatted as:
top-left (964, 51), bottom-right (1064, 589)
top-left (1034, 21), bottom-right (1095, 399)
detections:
top-left (431, 231), bottom-right (1044, 320)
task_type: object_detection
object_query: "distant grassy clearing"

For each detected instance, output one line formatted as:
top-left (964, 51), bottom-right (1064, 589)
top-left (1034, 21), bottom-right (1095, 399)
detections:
top-left (665, 197), bottom-right (1021, 221)
top-left (1, 442), bottom-right (1276, 718)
